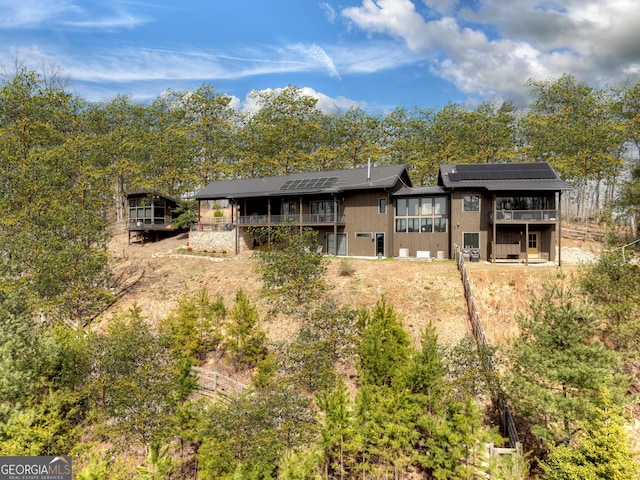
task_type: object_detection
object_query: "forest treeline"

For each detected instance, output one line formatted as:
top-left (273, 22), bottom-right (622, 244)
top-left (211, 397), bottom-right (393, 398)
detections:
top-left (3, 68), bottom-right (640, 221)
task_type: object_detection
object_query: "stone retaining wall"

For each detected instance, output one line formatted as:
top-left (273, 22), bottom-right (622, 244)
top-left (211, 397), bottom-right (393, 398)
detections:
top-left (189, 230), bottom-right (249, 253)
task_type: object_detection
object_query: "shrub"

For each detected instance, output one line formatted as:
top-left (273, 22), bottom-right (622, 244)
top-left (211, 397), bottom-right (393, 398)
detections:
top-left (338, 258), bottom-right (355, 276)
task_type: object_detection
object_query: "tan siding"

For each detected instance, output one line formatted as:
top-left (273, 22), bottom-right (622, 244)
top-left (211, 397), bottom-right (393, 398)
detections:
top-left (343, 192), bottom-right (392, 256)
top-left (451, 191), bottom-right (490, 260)
top-left (394, 233), bottom-right (449, 258)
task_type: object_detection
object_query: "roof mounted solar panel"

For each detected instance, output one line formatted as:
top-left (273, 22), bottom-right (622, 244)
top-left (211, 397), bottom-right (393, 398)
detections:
top-left (453, 163), bottom-right (556, 181)
top-left (280, 176), bottom-right (338, 191)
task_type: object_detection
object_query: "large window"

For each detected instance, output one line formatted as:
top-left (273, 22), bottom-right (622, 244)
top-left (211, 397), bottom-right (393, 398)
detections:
top-left (310, 200), bottom-right (334, 215)
top-left (463, 195), bottom-right (480, 212)
top-left (395, 197), bottom-right (447, 233)
top-left (463, 232), bottom-right (480, 249)
top-left (129, 198), bottom-right (166, 225)
top-left (310, 200), bottom-right (335, 222)
top-left (282, 201), bottom-right (297, 215)
top-left (496, 196), bottom-right (550, 210)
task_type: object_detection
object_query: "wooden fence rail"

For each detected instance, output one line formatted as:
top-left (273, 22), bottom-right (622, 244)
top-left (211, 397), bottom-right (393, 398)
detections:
top-left (562, 227), bottom-right (605, 242)
top-left (455, 246), bottom-right (521, 450)
top-left (191, 366), bottom-right (246, 399)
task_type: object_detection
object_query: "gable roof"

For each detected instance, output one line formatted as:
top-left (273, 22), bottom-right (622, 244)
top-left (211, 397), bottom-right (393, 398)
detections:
top-left (393, 185), bottom-right (448, 196)
top-left (438, 162), bottom-right (568, 191)
top-left (195, 165), bottom-right (411, 200)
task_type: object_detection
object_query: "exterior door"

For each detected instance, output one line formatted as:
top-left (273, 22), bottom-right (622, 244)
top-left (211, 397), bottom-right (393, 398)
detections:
top-left (527, 232), bottom-right (539, 258)
top-left (327, 233), bottom-right (347, 256)
top-left (376, 233), bottom-right (385, 256)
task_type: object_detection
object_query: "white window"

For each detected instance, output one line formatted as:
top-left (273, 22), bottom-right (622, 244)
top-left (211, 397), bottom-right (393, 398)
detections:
top-left (463, 195), bottom-right (480, 212)
top-left (463, 232), bottom-right (480, 249)
top-left (378, 198), bottom-right (387, 214)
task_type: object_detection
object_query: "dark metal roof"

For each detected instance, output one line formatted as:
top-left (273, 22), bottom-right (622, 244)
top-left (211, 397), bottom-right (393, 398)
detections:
top-left (194, 165), bottom-right (411, 199)
top-left (125, 190), bottom-right (179, 204)
top-left (438, 162), bottom-right (568, 191)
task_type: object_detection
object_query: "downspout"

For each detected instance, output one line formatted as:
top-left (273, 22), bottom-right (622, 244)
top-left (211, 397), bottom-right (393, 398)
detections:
top-left (333, 194), bottom-right (338, 256)
top-left (449, 188), bottom-right (454, 259)
top-left (387, 190), bottom-right (392, 258)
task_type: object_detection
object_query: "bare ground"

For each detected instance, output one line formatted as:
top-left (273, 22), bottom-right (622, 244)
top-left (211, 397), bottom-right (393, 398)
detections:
top-left (102, 230), bottom-right (600, 351)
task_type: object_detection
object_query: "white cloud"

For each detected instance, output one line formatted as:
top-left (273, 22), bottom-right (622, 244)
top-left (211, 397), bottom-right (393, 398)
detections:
top-left (343, 0), bottom-right (438, 51)
top-left (299, 86), bottom-right (365, 114)
top-left (239, 86), bottom-right (364, 115)
top-left (342, 0), bottom-right (640, 104)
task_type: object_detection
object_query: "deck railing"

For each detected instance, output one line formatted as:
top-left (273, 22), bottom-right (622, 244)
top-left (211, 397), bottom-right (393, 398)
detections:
top-left (237, 213), bottom-right (345, 226)
top-left (492, 209), bottom-right (557, 221)
top-left (128, 219), bottom-right (173, 230)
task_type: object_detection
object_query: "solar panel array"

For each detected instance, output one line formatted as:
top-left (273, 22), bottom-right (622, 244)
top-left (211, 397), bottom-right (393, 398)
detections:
top-left (449, 163), bottom-right (556, 182)
top-left (281, 176), bottom-right (338, 191)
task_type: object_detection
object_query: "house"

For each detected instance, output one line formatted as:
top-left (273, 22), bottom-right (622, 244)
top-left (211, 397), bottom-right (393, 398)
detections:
top-left (437, 163), bottom-right (568, 264)
top-left (126, 191), bottom-right (182, 244)
top-left (192, 162), bottom-right (568, 264)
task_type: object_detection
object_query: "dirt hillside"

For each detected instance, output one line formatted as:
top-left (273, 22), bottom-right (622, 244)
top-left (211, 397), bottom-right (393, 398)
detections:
top-left (102, 231), bottom-right (600, 350)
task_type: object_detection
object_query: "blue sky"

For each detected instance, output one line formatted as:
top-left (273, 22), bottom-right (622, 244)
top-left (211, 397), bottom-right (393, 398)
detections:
top-left (2, 0), bottom-right (640, 113)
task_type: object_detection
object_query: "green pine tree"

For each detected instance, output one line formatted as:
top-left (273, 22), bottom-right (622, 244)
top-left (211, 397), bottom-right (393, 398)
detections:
top-left (506, 279), bottom-right (628, 447)
top-left (542, 390), bottom-right (640, 480)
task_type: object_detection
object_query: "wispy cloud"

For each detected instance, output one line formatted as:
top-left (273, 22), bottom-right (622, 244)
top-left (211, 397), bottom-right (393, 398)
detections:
top-left (0, 0), bottom-right (149, 29)
top-left (0, 0), bottom-right (79, 27)
top-left (289, 43), bottom-right (341, 79)
top-left (320, 2), bottom-right (338, 23)
top-left (3, 39), bottom-right (409, 86)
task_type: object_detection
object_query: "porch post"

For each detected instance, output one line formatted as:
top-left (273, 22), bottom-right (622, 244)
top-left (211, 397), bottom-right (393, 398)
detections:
top-left (525, 223), bottom-right (529, 266)
top-left (234, 202), bottom-right (239, 255)
top-left (558, 191), bottom-right (562, 266)
top-left (299, 196), bottom-right (303, 235)
top-left (197, 200), bottom-right (201, 230)
top-left (267, 199), bottom-right (271, 246)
